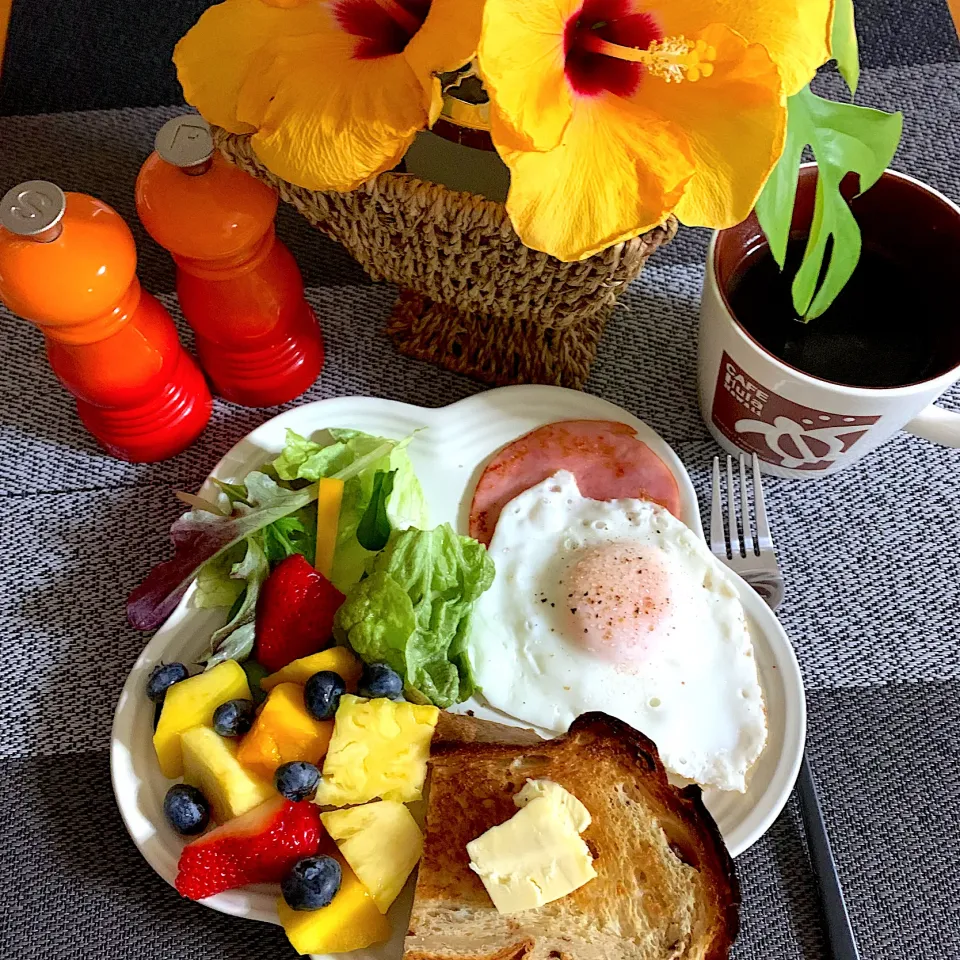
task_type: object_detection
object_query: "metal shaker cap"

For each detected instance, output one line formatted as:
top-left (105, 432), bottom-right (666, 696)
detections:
top-left (155, 115), bottom-right (214, 169)
top-left (0, 180), bottom-right (66, 238)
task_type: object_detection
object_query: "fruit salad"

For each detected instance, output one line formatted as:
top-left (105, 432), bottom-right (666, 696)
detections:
top-left (150, 650), bottom-right (438, 954)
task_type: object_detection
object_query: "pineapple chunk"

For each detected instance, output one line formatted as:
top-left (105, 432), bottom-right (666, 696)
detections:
top-left (153, 660), bottom-right (251, 778)
top-left (321, 801), bottom-right (423, 913)
top-left (314, 695), bottom-right (439, 806)
top-left (180, 726), bottom-right (274, 823)
top-left (277, 850), bottom-right (391, 955)
top-left (261, 646), bottom-right (363, 693)
top-left (236, 683), bottom-right (334, 779)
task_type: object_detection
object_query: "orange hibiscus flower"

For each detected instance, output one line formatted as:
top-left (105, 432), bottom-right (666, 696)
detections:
top-left (175, 0), bottom-right (484, 192)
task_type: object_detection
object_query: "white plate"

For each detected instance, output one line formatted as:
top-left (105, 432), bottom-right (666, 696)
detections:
top-left (111, 385), bottom-right (805, 956)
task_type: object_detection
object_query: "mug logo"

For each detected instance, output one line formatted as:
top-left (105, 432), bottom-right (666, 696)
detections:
top-left (712, 353), bottom-right (881, 471)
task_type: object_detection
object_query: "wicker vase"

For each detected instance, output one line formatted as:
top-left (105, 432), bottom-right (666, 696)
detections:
top-left (213, 127), bottom-right (677, 388)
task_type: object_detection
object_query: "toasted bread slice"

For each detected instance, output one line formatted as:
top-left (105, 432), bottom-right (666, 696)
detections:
top-left (432, 710), bottom-right (544, 749)
top-left (405, 712), bottom-right (738, 960)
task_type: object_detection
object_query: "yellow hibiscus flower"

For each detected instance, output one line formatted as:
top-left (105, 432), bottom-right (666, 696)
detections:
top-left (174, 0), bottom-right (484, 192)
top-left (478, 0), bottom-right (834, 261)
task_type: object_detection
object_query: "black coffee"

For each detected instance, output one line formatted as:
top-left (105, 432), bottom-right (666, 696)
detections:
top-left (727, 238), bottom-right (955, 389)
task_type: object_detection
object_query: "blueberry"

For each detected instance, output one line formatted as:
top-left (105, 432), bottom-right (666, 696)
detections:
top-left (163, 784), bottom-right (210, 836)
top-left (275, 761), bottom-right (321, 802)
top-left (146, 662), bottom-right (189, 704)
top-left (213, 698), bottom-right (257, 737)
top-left (358, 662), bottom-right (404, 700)
top-left (281, 855), bottom-right (342, 911)
top-left (303, 671), bottom-right (346, 721)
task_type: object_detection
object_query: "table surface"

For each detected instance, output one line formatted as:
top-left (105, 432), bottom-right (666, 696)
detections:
top-left (1, 3), bottom-right (959, 958)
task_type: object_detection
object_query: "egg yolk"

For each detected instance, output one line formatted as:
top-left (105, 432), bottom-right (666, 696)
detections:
top-left (564, 544), bottom-right (672, 664)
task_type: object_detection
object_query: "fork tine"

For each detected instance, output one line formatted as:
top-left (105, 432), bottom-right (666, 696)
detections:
top-left (752, 453), bottom-right (775, 552)
top-left (726, 456), bottom-right (741, 557)
top-left (739, 455), bottom-right (755, 556)
top-left (710, 457), bottom-right (726, 556)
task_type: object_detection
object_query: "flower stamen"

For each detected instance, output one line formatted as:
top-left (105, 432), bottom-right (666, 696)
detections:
top-left (579, 33), bottom-right (717, 82)
top-left (371, 0), bottom-right (422, 36)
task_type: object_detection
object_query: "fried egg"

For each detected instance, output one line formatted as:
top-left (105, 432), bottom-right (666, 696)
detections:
top-left (469, 470), bottom-right (767, 792)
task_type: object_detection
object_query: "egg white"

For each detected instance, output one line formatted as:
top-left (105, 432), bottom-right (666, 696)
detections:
top-left (469, 470), bottom-right (767, 792)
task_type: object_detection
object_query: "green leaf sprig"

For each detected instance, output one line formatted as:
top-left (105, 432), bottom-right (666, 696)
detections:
top-left (356, 469), bottom-right (397, 552)
top-left (754, 3), bottom-right (902, 322)
top-left (832, 0), bottom-right (860, 96)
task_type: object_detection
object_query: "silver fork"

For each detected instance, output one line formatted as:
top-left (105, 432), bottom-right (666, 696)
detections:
top-left (710, 453), bottom-right (784, 608)
top-left (710, 454), bottom-right (860, 960)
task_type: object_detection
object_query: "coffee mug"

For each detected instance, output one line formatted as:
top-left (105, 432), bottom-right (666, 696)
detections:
top-left (699, 166), bottom-right (960, 478)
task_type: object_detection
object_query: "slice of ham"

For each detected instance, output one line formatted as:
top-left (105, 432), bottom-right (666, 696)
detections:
top-left (468, 420), bottom-right (681, 546)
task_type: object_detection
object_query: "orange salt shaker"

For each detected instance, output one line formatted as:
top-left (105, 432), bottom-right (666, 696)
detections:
top-left (136, 116), bottom-right (324, 407)
top-left (0, 181), bottom-right (212, 462)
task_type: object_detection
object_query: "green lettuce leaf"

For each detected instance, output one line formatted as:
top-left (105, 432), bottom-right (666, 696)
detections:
top-left (194, 541), bottom-right (247, 609)
top-left (271, 429), bottom-right (354, 483)
top-left (754, 85), bottom-right (902, 320)
top-left (262, 504), bottom-right (318, 566)
top-left (211, 479), bottom-right (250, 506)
top-left (200, 534), bottom-right (270, 668)
top-left (334, 524), bottom-right (494, 708)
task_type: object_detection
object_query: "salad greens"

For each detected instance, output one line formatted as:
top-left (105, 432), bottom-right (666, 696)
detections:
top-left (334, 523), bottom-right (495, 708)
top-left (271, 429), bottom-right (427, 592)
top-left (126, 432), bottom-right (405, 632)
top-left (194, 542), bottom-right (247, 610)
top-left (127, 473), bottom-right (318, 632)
top-left (260, 507), bottom-right (317, 566)
top-left (200, 534), bottom-right (269, 667)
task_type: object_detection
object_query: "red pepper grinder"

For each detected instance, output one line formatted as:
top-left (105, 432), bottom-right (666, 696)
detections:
top-left (136, 116), bottom-right (324, 407)
top-left (0, 181), bottom-right (212, 462)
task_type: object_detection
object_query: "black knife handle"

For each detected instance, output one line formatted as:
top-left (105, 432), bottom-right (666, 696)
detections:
top-left (796, 752), bottom-right (861, 960)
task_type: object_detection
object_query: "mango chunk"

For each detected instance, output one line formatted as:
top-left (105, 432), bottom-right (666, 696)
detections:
top-left (321, 801), bottom-right (423, 913)
top-left (237, 682), bottom-right (333, 779)
top-left (180, 726), bottom-right (274, 824)
top-left (261, 646), bottom-right (362, 693)
top-left (314, 695), bottom-right (439, 806)
top-left (277, 850), bottom-right (391, 955)
top-left (153, 660), bottom-right (251, 779)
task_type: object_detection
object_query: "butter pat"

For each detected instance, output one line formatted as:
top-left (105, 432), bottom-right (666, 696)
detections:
top-left (515, 778), bottom-right (591, 832)
top-left (466, 780), bottom-right (596, 915)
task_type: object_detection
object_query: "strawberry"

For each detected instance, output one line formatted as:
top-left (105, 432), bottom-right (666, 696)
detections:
top-left (175, 796), bottom-right (323, 900)
top-left (254, 554), bottom-right (344, 674)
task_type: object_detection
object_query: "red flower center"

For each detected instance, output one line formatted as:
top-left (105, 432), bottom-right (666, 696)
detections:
top-left (564, 0), bottom-right (663, 97)
top-left (334, 0), bottom-right (431, 59)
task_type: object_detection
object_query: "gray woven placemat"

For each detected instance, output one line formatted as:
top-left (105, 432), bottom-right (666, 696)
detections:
top-left (1, 5), bottom-right (959, 957)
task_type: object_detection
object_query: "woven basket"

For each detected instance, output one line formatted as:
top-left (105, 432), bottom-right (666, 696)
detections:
top-left (213, 127), bottom-right (677, 388)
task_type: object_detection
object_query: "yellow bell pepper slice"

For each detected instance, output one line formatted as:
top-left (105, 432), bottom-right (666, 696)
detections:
top-left (314, 477), bottom-right (344, 579)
